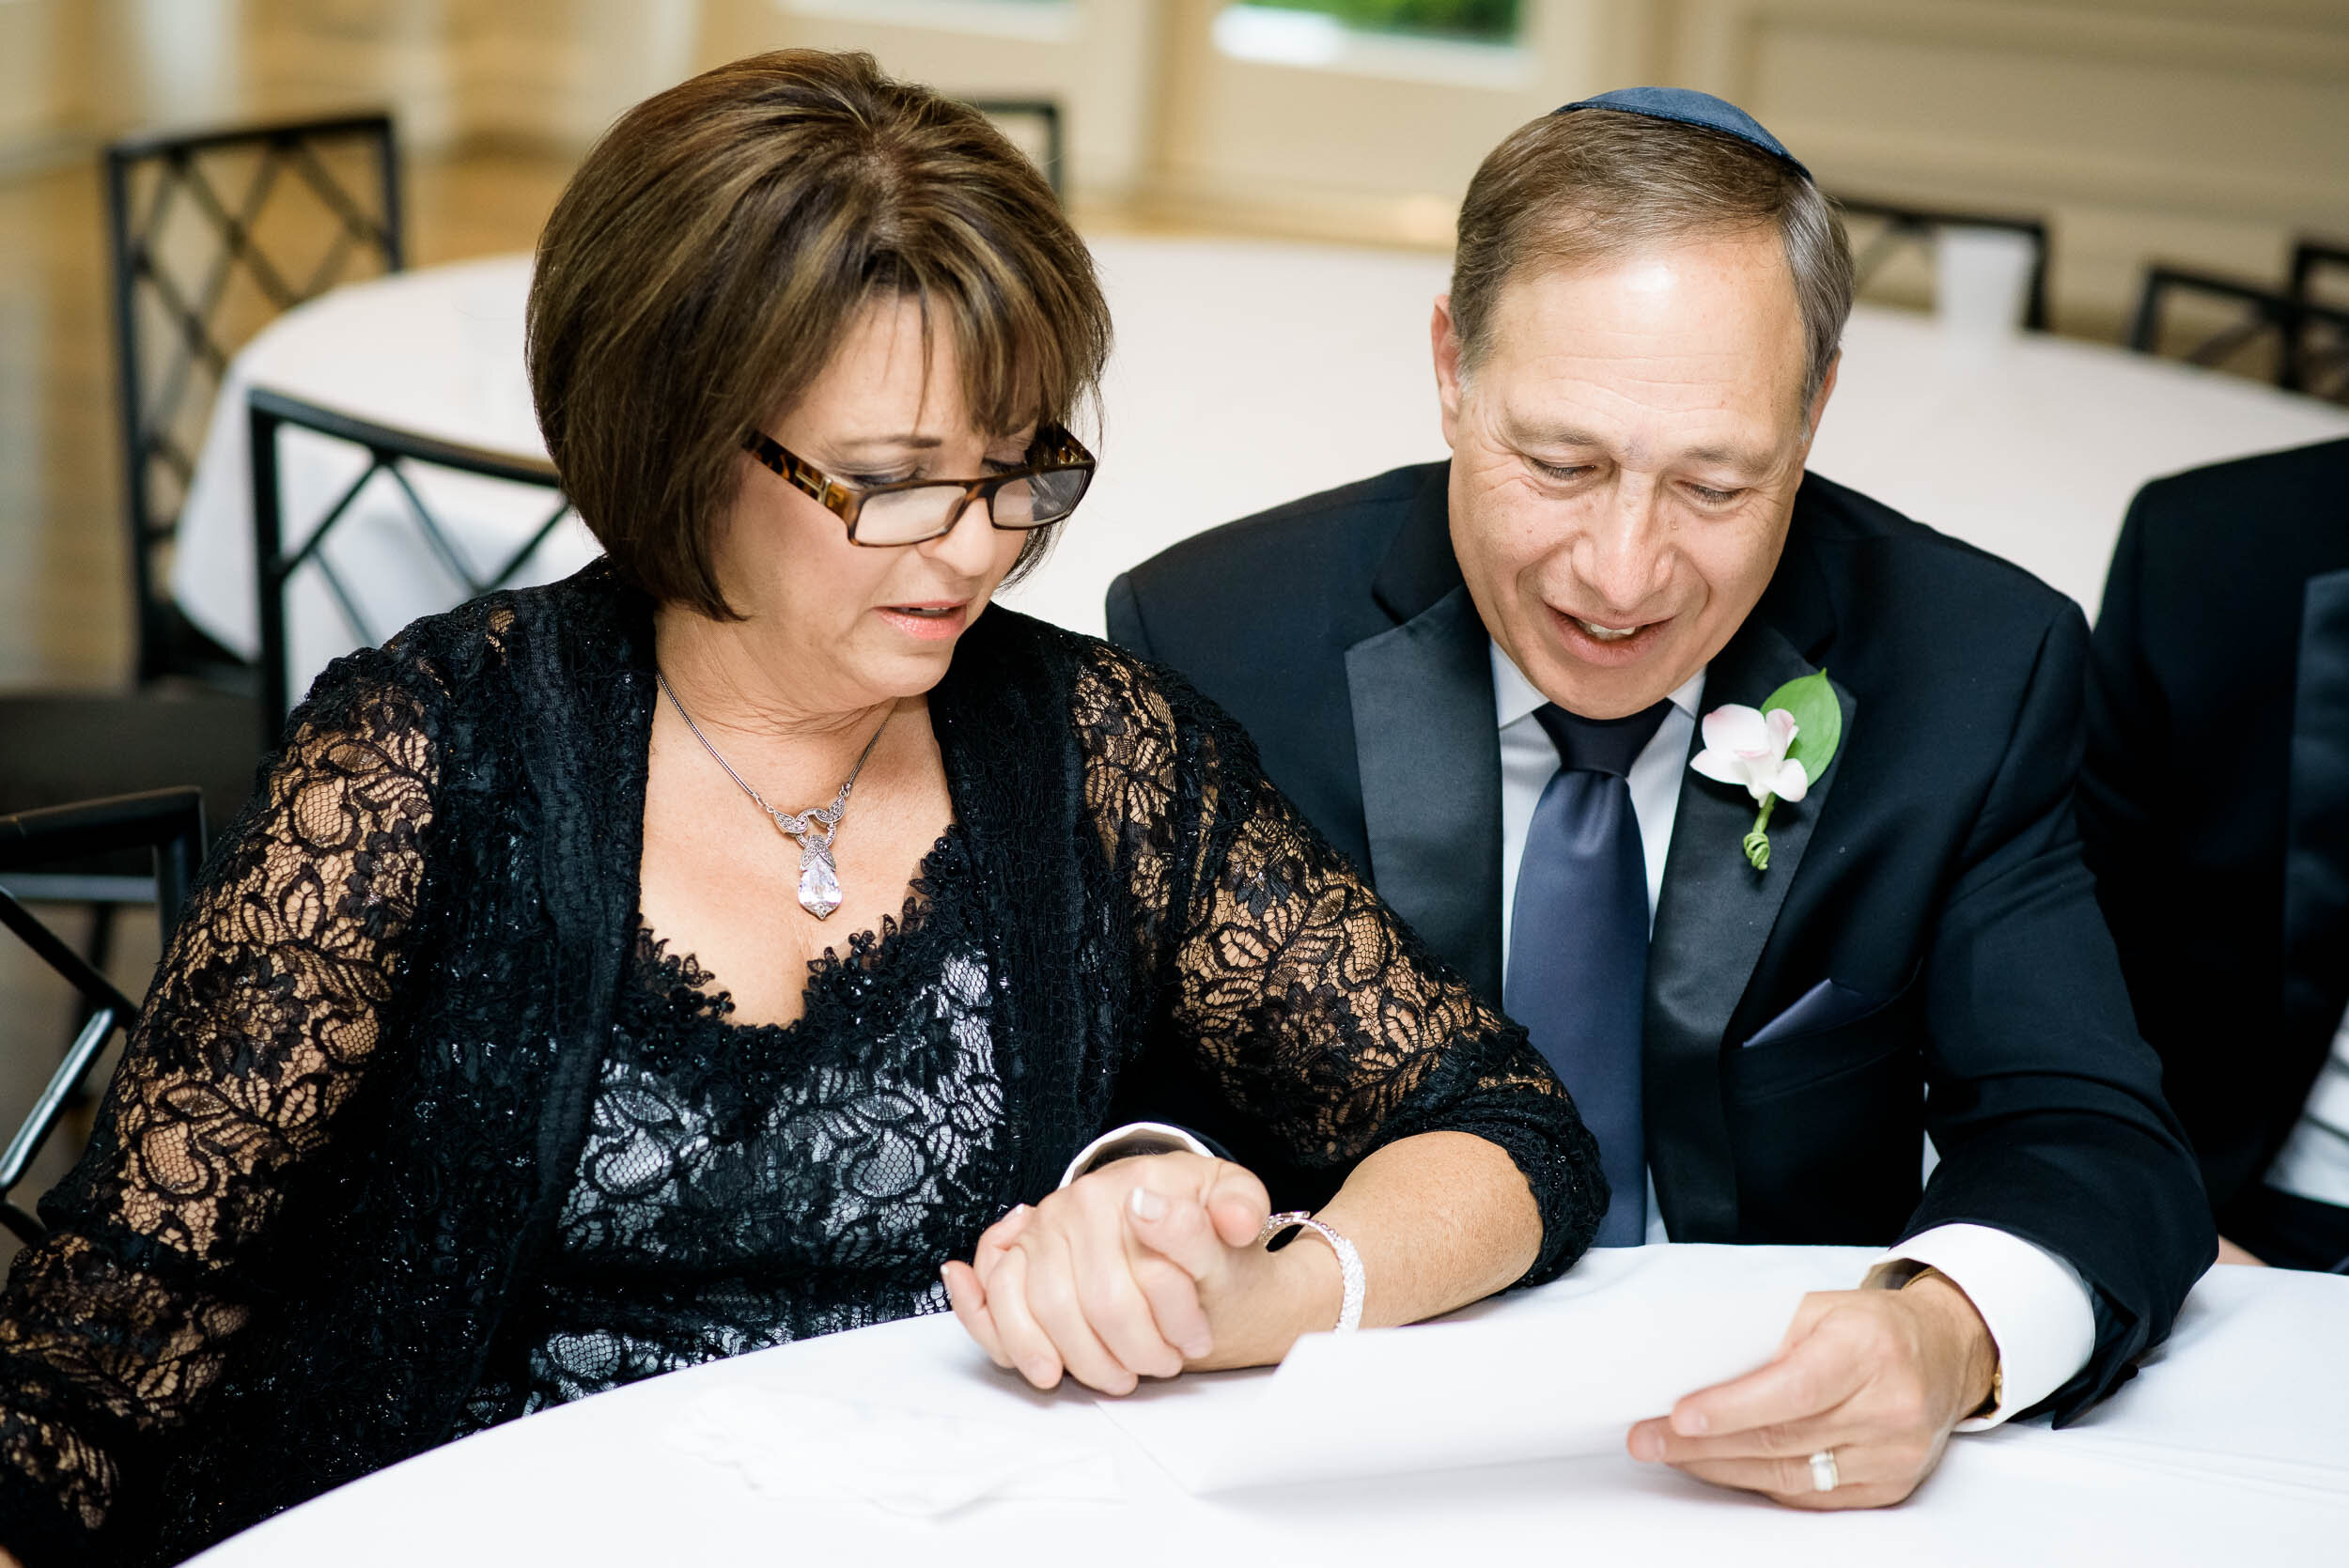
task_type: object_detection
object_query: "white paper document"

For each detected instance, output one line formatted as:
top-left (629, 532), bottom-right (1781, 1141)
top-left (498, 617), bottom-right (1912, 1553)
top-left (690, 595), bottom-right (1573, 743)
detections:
top-left (671, 1388), bottom-right (1121, 1515)
top-left (1097, 1250), bottom-right (1809, 1492)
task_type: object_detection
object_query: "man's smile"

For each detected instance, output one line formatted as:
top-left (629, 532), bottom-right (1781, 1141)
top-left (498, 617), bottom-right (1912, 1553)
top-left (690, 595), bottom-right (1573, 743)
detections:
top-left (1545, 605), bottom-right (1673, 668)
top-left (1573, 616), bottom-right (1641, 642)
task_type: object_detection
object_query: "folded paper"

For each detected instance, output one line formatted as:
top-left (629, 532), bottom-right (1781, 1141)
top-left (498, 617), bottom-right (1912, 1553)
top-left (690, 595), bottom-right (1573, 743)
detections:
top-left (1098, 1249), bottom-right (1809, 1492)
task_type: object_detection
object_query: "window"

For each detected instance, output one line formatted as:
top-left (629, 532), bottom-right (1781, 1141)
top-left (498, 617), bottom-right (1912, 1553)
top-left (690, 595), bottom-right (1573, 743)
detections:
top-left (776, 0), bottom-right (1075, 44)
top-left (1247, 1), bottom-right (1521, 45)
top-left (1212, 2), bottom-right (1531, 88)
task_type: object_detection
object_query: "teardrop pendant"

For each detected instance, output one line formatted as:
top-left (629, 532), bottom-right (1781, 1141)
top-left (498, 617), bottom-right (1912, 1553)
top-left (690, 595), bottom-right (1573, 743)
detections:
top-left (797, 843), bottom-right (843, 920)
top-left (654, 670), bottom-right (892, 924)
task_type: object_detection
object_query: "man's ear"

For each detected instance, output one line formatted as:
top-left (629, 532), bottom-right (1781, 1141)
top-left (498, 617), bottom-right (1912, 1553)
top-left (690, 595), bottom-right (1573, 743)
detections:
top-left (1431, 294), bottom-right (1465, 451)
top-left (1798, 349), bottom-right (1841, 455)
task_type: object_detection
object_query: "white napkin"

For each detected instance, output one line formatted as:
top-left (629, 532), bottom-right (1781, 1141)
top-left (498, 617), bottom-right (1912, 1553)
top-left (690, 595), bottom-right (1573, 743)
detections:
top-left (1097, 1272), bottom-right (1802, 1492)
top-left (669, 1388), bottom-right (1121, 1516)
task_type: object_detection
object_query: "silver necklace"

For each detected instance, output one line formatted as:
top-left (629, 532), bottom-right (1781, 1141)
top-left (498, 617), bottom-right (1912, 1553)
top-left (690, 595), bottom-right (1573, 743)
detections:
top-left (657, 671), bottom-right (892, 920)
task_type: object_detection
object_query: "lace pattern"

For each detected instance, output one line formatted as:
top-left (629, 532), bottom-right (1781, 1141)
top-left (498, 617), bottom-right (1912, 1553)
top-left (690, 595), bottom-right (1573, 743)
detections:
top-left (476, 833), bottom-right (1008, 1421)
top-left (0, 567), bottom-right (1600, 1566)
top-left (0, 679), bottom-right (436, 1557)
top-left (1074, 648), bottom-right (1596, 1198)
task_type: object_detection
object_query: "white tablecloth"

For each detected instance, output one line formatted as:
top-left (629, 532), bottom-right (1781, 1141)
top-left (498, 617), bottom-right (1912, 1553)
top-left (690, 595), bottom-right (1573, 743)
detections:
top-left (186, 1244), bottom-right (2349, 1567)
top-left (172, 238), bottom-right (2349, 707)
top-left (170, 255), bottom-right (599, 706)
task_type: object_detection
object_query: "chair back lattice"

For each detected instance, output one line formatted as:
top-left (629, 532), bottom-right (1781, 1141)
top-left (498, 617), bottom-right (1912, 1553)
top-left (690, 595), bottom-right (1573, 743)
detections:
top-left (1833, 195), bottom-right (2052, 331)
top-left (105, 113), bottom-right (404, 686)
top-left (2292, 238), bottom-right (2349, 306)
top-left (0, 789), bottom-right (206, 1246)
top-left (2128, 265), bottom-right (2349, 404)
top-left (248, 388), bottom-right (574, 738)
top-left (2292, 239), bottom-right (2349, 399)
top-left (963, 99), bottom-right (1064, 200)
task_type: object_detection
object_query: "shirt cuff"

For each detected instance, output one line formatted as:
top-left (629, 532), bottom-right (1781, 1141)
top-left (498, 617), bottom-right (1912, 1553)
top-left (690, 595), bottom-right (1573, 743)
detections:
top-left (1057, 1122), bottom-right (1217, 1188)
top-left (1863, 1222), bottom-right (2095, 1430)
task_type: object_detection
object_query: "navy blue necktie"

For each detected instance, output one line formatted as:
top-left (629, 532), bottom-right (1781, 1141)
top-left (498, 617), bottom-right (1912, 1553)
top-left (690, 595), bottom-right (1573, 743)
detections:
top-left (1506, 701), bottom-right (1671, 1246)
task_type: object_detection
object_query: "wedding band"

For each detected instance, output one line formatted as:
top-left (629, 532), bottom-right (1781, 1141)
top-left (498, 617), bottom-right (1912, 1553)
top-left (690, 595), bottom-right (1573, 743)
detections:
top-left (1808, 1449), bottom-right (1840, 1494)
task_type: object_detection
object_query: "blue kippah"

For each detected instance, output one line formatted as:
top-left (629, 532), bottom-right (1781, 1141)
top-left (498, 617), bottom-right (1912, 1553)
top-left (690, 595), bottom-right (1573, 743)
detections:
top-left (1557, 86), bottom-right (1811, 181)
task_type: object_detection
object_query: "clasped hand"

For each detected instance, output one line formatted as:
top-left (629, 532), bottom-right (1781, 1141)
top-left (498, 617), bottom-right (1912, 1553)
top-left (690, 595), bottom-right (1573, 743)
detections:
top-left (945, 1162), bottom-right (1996, 1508)
top-left (942, 1154), bottom-right (1334, 1395)
top-left (1627, 1274), bottom-right (1999, 1509)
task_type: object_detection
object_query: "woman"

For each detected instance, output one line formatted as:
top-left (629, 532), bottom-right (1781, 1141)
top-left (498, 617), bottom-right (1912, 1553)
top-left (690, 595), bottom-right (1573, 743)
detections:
top-left (0, 52), bottom-right (1601, 1566)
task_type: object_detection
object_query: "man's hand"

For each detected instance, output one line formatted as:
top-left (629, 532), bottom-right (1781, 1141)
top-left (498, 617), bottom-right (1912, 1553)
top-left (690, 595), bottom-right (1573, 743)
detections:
top-left (941, 1155), bottom-right (1338, 1395)
top-left (2215, 1235), bottom-right (2266, 1266)
top-left (1627, 1274), bottom-right (1999, 1509)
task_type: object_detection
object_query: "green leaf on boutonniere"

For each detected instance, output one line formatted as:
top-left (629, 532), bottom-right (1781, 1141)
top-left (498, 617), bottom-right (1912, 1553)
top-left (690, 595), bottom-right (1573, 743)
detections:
top-left (1762, 669), bottom-right (1842, 784)
top-left (1695, 672), bottom-right (1846, 872)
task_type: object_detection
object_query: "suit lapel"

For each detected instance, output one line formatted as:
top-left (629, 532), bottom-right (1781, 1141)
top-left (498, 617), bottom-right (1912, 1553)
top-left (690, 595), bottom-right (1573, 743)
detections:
top-left (2281, 567), bottom-right (2349, 1113)
top-left (1644, 533), bottom-right (1853, 1242)
top-left (1342, 466), bottom-right (1505, 1002)
top-left (1345, 584), bottom-right (1504, 1001)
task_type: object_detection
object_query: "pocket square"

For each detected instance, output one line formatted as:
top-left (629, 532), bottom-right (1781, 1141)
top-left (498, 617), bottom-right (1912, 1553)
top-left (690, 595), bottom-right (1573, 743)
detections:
top-left (1742, 978), bottom-right (1883, 1048)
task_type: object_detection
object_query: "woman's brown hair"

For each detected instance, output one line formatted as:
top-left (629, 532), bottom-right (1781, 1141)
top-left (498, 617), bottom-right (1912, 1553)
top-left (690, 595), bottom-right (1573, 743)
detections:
top-left (527, 50), bottom-right (1111, 616)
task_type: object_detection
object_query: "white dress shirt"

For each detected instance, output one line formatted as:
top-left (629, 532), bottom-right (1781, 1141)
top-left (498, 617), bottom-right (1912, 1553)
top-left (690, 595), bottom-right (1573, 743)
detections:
top-left (2264, 1000), bottom-right (2349, 1209)
top-left (1491, 642), bottom-right (2093, 1427)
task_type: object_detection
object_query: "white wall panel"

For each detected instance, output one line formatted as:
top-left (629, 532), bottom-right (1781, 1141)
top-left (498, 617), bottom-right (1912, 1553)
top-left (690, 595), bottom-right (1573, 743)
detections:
top-left (698, 0), bottom-right (1159, 201)
top-left (3, 0), bottom-right (2340, 337)
top-left (1672, 0), bottom-right (2349, 329)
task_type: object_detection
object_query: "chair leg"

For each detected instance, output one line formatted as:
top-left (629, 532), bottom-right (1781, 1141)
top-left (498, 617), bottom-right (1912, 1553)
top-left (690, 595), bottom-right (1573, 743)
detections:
top-left (68, 904), bottom-right (117, 1108)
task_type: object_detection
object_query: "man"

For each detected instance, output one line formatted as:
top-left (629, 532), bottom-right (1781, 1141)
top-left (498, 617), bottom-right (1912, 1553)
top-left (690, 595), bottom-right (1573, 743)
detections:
top-left (1105, 89), bottom-right (2211, 1509)
top-left (2081, 437), bottom-right (2349, 1274)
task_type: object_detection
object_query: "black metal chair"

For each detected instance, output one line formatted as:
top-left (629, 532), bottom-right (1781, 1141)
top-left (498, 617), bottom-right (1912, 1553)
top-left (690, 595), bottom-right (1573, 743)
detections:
top-left (0, 683), bottom-right (254, 1073)
top-left (0, 116), bottom-right (402, 1025)
top-left (963, 99), bottom-right (1064, 200)
top-left (0, 788), bottom-right (206, 1245)
top-left (2291, 237), bottom-right (2349, 307)
top-left (2290, 240), bottom-right (2349, 398)
top-left (1833, 194), bottom-right (2052, 331)
top-left (2127, 265), bottom-right (2349, 403)
top-left (105, 111), bottom-right (404, 690)
top-left (248, 387), bottom-right (574, 737)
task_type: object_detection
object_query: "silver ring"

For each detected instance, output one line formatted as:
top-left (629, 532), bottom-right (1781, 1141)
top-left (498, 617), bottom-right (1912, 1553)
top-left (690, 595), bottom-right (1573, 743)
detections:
top-left (1808, 1449), bottom-right (1840, 1494)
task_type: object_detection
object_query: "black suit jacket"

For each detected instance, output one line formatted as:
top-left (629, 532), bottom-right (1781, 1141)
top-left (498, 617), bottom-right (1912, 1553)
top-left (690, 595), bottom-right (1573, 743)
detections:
top-left (2080, 437), bottom-right (2349, 1226)
top-left (1108, 460), bottom-right (2211, 1420)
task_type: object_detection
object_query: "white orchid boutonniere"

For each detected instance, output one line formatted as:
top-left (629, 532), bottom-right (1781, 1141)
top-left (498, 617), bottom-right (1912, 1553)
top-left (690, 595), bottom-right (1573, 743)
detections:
top-left (1690, 670), bottom-right (1843, 872)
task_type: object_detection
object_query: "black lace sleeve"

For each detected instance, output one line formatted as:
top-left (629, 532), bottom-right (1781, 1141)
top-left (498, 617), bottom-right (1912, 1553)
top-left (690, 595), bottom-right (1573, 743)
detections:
top-left (0, 658), bottom-right (439, 1567)
top-left (1072, 647), bottom-right (1603, 1287)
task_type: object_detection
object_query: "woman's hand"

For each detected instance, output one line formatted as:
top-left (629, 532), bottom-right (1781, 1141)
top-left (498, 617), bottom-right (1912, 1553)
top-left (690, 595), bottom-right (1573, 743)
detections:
top-left (941, 1154), bottom-right (1338, 1395)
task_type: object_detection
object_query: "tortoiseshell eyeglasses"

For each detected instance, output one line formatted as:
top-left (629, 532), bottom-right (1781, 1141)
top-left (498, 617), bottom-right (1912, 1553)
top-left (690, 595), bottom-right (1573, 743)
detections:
top-left (741, 425), bottom-right (1097, 547)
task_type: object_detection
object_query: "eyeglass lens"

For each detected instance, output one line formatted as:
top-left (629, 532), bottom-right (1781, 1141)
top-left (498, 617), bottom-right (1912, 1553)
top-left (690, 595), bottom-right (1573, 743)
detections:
top-left (854, 468), bottom-right (1090, 545)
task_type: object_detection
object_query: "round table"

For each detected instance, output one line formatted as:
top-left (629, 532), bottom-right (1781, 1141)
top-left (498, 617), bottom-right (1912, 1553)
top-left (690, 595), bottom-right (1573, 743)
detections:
top-left (184, 1244), bottom-right (2349, 1567)
top-left (171, 238), bottom-right (2349, 709)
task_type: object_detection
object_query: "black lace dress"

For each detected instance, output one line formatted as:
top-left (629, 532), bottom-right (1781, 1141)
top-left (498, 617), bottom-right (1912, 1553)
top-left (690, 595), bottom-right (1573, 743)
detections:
top-left (479, 838), bottom-right (1004, 1424)
top-left (0, 563), bottom-right (1603, 1566)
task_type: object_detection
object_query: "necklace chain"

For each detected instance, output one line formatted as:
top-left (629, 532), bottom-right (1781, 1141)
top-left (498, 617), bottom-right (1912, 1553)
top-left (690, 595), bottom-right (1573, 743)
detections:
top-left (656, 670), bottom-right (892, 919)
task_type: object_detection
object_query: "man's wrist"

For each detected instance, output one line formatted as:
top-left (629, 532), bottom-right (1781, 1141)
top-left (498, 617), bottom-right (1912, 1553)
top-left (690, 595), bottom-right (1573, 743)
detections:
top-left (1901, 1268), bottom-right (2000, 1417)
top-left (1866, 1225), bottom-right (2094, 1427)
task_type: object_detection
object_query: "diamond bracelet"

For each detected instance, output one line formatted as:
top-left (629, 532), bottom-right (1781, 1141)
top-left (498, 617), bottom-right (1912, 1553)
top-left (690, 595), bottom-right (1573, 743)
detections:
top-left (1258, 1211), bottom-right (1365, 1333)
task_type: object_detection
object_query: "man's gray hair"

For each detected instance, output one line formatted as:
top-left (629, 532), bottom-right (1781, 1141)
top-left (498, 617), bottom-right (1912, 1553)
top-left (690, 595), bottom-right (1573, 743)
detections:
top-left (1450, 107), bottom-right (1853, 414)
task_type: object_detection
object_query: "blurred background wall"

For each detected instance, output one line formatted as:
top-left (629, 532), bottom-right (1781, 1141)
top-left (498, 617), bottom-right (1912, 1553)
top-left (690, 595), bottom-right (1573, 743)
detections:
top-left (2, 0), bottom-right (2342, 338)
